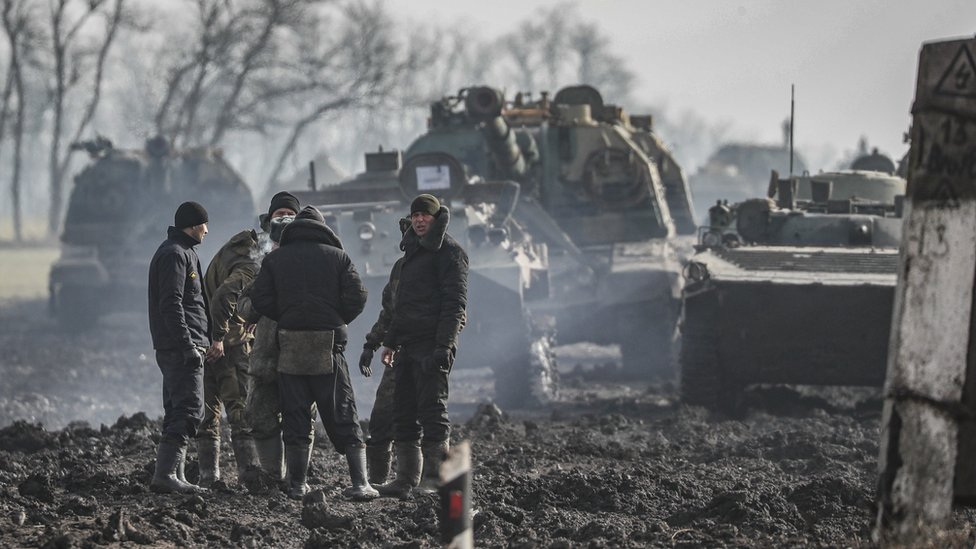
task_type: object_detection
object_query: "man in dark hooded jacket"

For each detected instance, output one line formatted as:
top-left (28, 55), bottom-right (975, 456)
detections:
top-left (250, 205), bottom-right (376, 500)
top-left (147, 201), bottom-right (211, 494)
top-left (374, 194), bottom-right (468, 498)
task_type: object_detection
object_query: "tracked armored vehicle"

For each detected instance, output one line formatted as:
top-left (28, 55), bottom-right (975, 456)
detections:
top-left (680, 166), bottom-right (906, 411)
top-left (49, 137), bottom-right (254, 329)
top-left (293, 149), bottom-right (556, 406)
top-left (404, 85), bottom-right (696, 375)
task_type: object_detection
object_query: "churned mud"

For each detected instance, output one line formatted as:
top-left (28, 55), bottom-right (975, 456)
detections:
top-left (1, 298), bottom-right (975, 547)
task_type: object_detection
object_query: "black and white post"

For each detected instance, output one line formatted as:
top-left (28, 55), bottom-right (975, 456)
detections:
top-left (438, 441), bottom-right (472, 549)
top-left (876, 35), bottom-right (976, 544)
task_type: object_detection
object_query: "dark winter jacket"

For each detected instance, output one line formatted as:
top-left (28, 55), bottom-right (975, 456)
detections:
top-left (204, 229), bottom-right (259, 346)
top-left (383, 206), bottom-right (468, 349)
top-left (250, 217), bottom-right (367, 337)
top-left (148, 226), bottom-right (211, 351)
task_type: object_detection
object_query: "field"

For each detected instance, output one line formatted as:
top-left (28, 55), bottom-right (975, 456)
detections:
top-left (0, 246), bottom-right (59, 302)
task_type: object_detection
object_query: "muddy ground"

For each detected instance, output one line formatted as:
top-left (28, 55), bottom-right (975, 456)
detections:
top-left (1, 298), bottom-right (975, 548)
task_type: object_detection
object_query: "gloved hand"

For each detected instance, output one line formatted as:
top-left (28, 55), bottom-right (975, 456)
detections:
top-left (359, 347), bottom-right (374, 377)
top-left (432, 345), bottom-right (454, 373)
top-left (183, 347), bottom-right (204, 368)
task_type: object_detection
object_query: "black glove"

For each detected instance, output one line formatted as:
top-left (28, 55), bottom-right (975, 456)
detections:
top-left (359, 347), bottom-right (374, 377)
top-left (182, 347), bottom-right (204, 368)
top-left (432, 345), bottom-right (454, 373)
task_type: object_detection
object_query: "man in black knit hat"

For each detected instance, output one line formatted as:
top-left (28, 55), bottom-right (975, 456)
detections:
top-left (148, 201), bottom-right (212, 493)
top-left (371, 193), bottom-right (468, 498)
top-left (251, 205), bottom-right (376, 500)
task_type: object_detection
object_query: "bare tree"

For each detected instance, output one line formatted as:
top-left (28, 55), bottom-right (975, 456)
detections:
top-left (40, 0), bottom-right (126, 237)
top-left (0, 0), bottom-right (36, 242)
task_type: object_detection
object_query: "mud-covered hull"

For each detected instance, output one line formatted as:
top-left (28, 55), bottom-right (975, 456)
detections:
top-left (680, 246), bottom-right (898, 409)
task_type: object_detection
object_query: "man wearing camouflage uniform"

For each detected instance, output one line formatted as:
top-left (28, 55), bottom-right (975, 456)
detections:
top-left (374, 194), bottom-right (468, 498)
top-left (358, 218), bottom-right (409, 485)
top-left (196, 228), bottom-right (261, 486)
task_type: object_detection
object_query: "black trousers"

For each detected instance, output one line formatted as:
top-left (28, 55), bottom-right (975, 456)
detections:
top-left (278, 354), bottom-right (364, 452)
top-left (155, 348), bottom-right (205, 446)
top-left (392, 340), bottom-right (451, 444)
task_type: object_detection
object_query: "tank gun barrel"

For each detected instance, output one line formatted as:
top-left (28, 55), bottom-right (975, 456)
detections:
top-left (464, 86), bottom-right (527, 179)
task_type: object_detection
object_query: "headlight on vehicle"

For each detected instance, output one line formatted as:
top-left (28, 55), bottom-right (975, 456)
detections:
top-left (684, 261), bottom-right (709, 282)
top-left (358, 222), bottom-right (376, 241)
top-left (701, 231), bottom-right (722, 248)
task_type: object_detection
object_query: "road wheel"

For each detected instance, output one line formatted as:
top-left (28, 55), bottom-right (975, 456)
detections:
top-left (492, 328), bottom-right (559, 408)
top-left (679, 304), bottom-right (741, 414)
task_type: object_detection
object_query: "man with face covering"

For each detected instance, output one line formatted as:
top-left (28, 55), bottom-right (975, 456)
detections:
top-left (147, 201), bottom-right (211, 493)
top-left (373, 194), bottom-right (468, 498)
top-left (241, 192), bottom-right (307, 483)
top-left (250, 205), bottom-right (375, 500)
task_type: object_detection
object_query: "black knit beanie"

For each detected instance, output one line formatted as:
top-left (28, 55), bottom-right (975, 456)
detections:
top-left (296, 205), bottom-right (325, 223)
top-left (174, 201), bottom-right (209, 229)
top-left (410, 194), bottom-right (440, 216)
top-left (268, 191), bottom-right (300, 218)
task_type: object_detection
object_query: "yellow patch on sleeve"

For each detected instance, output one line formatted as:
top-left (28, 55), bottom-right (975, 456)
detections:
top-left (190, 271), bottom-right (197, 279)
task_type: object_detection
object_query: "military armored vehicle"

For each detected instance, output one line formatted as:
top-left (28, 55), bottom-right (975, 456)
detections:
top-left (49, 137), bottom-right (254, 329)
top-left (690, 142), bottom-right (809, 223)
top-left (403, 85), bottom-right (695, 375)
top-left (679, 165), bottom-right (906, 412)
top-left (292, 149), bottom-right (557, 406)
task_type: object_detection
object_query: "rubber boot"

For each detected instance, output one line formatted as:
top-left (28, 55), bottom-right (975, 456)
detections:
top-left (414, 440), bottom-right (449, 495)
top-left (232, 437), bottom-right (260, 475)
top-left (342, 446), bottom-right (379, 501)
top-left (366, 441), bottom-right (393, 485)
top-left (151, 441), bottom-right (207, 494)
top-left (284, 444), bottom-right (312, 500)
top-left (197, 438), bottom-right (220, 488)
top-left (254, 435), bottom-right (285, 481)
top-left (176, 445), bottom-right (187, 483)
top-left (376, 441), bottom-right (422, 498)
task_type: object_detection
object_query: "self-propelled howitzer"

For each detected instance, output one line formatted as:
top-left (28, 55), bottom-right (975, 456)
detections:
top-left (405, 85), bottom-right (696, 375)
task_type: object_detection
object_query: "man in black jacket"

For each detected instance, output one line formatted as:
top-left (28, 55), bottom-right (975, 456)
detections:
top-left (250, 206), bottom-right (376, 500)
top-left (147, 201), bottom-right (212, 494)
top-left (374, 194), bottom-right (468, 498)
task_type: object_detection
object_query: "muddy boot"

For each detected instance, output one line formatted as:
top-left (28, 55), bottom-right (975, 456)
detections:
top-left (254, 435), bottom-right (285, 481)
top-left (376, 441), bottom-right (421, 498)
top-left (366, 441), bottom-right (393, 485)
top-left (232, 437), bottom-right (260, 476)
top-left (284, 444), bottom-right (312, 500)
top-left (414, 440), bottom-right (449, 495)
top-left (151, 441), bottom-right (207, 494)
top-left (342, 446), bottom-right (379, 501)
top-left (197, 438), bottom-right (220, 488)
top-left (176, 445), bottom-right (188, 483)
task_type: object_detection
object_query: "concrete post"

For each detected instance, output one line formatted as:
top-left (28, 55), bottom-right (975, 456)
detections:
top-left (876, 36), bottom-right (976, 544)
top-left (438, 441), bottom-right (472, 549)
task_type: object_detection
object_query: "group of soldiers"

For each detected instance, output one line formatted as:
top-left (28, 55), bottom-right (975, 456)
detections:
top-left (146, 191), bottom-right (469, 501)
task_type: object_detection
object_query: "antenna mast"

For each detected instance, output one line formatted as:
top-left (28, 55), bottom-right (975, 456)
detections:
top-left (789, 84), bottom-right (795, 176)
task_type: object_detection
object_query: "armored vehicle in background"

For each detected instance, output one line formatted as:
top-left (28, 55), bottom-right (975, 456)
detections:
top-left (680, 165), bottom-right (906, 412)
top-left (50, 137), bottom-right (254, 329)
top-left (690, 142), bottom-right (809, 223)
top-left (293, 149), bottom-right (557, 406)
top-left (403, 85), bottom-right (696, 375)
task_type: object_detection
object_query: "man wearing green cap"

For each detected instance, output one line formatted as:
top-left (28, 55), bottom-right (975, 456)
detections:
top-left (366, 193), bottom-right (468, 498)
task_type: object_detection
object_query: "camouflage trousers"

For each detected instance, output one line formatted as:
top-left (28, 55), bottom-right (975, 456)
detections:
top-left (246, 370), bottom-right (317, 441)
top-left (366, 364), bottom-right (396, 447)
top-left (198, 341), bottom-right (252, 443)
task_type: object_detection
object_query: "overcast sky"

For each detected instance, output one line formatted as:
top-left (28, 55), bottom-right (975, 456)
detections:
top-left (388, 0), bottom-right (976, 170)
